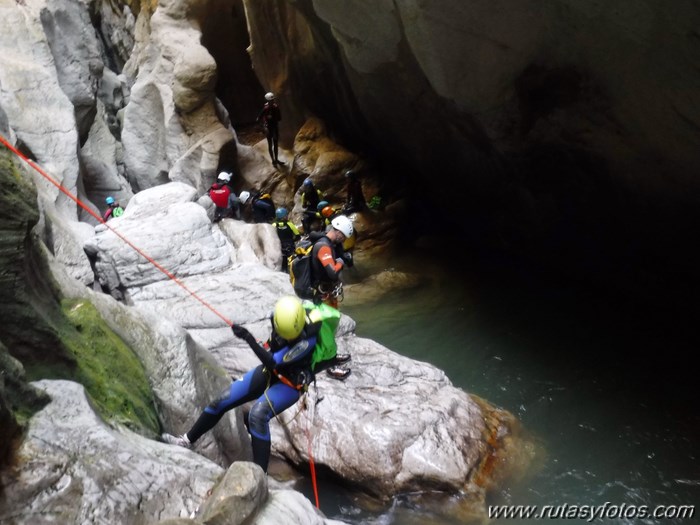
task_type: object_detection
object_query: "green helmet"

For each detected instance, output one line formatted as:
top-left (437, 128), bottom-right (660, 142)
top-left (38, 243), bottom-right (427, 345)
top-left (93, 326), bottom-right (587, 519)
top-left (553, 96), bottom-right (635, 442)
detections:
top-left (273, 296), bottom-right (306, 340)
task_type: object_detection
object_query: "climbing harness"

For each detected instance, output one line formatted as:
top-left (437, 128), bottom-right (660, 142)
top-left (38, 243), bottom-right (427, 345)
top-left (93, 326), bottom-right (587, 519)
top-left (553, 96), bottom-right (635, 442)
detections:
top-left (318, 281), bottom-right (344, 304)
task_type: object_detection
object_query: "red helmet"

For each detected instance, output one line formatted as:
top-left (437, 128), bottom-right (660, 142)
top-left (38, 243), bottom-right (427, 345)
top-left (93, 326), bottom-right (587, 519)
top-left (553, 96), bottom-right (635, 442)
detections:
top-left (321, 206), bottom-right (334, 218)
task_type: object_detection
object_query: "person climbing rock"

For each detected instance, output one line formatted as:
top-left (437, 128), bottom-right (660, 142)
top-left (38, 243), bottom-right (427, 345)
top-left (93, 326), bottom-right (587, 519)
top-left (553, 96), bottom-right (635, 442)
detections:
top-left (161, 296), bottom-right (337, 472)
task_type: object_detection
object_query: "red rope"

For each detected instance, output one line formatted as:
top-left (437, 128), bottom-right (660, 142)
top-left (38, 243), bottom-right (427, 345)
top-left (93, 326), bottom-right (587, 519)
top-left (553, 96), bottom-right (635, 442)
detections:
top-left (306, 423), bottom-right (320, 509)
top-left (0, 133), bottom-right (233, 327)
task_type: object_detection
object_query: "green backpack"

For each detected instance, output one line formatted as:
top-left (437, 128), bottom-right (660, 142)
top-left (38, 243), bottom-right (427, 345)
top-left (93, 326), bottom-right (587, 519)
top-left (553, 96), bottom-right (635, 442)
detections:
top-left (303, 301), bottom-right (341, 371)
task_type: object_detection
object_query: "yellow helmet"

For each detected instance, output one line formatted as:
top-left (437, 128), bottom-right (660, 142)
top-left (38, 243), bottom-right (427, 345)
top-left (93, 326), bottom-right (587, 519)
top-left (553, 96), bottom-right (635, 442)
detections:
top-left (273, 296), bottom-right (306, 340)
top-left (343, 230), bottom-right (356, 251)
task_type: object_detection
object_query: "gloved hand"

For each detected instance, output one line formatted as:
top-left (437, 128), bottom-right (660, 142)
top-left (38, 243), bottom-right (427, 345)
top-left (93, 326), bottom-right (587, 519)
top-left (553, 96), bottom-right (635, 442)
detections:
top-left (335, 258), bottom-right (345, 268)
top-left (232, 324), bottom-right (251, 340)
top-left (342, 252), bottom-right (354, 268)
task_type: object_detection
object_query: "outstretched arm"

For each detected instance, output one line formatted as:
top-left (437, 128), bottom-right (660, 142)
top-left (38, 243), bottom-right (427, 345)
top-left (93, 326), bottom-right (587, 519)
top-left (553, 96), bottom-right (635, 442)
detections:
top-left (232, 325), bottom-right (274, 369)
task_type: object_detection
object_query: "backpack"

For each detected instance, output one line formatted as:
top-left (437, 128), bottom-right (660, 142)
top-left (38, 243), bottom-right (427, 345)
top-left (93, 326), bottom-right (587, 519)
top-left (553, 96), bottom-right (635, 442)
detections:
top-left (112, 206), bottom-right (124, 218)
top-left (303, 301), bottom-right (341, 371)
top-left (288, 240), bottom-right (314, 299)
top-left (210, 185), bottom-right (231, 208)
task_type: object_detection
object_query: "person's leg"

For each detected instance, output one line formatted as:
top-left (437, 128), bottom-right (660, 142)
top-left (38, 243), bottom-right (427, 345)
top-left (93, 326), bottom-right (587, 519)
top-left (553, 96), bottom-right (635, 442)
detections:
top-left (281, 243), bottom-right (294, 272)
top-left (271, 125), bottom-right (284, 164)
top-left (301, 212), bottom-right (310, 234)
top-left (247, 382), bottom-right (300, 472)
top-left (253, 203), bottom-right (265, 223)
top-left (185, 365), bottom-right (268, 444)
top-left (228, 195), bottom-right (241, 219)
top-left (266, 132), bottom-right (275, 164)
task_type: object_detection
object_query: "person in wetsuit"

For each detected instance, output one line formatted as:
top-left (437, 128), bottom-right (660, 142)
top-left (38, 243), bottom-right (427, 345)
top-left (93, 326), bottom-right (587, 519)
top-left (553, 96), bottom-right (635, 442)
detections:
top-left (273, 207), bottom-right (301, 272)
top-left (300, 178), bottom-right (324, 234)
top-left (257, 92), bottom-right (284, 167)
top-left (161, 296), bottom-right (321, 473)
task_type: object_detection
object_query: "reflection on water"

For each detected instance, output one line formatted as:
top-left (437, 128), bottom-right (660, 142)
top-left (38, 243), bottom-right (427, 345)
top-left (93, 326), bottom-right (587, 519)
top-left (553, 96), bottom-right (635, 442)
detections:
top-left (325, 247), bottom-right (700, 524)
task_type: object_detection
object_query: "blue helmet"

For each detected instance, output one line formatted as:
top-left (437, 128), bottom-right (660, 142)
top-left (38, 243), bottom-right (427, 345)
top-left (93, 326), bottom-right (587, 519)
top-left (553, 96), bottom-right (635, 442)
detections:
top-left (105, 196), bottom-right (115, 205)
top-left (276, 207), bottom-right (288, 220)
top-left (303, 178), bottom-right (313, 187)
top-left (317, 200), bottom-right (329, 212)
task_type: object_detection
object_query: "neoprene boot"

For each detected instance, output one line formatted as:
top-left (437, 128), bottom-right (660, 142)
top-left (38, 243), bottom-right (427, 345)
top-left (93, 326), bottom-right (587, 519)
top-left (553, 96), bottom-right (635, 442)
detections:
top-left (187, 411), bottom-right (222, 443)
top-left (250, 435), bottom-right (271, 473)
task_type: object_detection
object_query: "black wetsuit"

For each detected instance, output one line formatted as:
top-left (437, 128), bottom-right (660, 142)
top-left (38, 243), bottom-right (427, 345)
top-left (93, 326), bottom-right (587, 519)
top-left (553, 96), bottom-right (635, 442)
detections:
top-left (258, 101), bottom-right (281, 164)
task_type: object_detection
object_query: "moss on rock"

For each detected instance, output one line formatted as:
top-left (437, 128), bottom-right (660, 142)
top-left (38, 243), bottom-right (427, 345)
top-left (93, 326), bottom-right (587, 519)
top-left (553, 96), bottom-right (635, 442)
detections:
top-left (1, 147), bottom-right (160, 441)
top-left (59, 298), bottom-right (161, 437)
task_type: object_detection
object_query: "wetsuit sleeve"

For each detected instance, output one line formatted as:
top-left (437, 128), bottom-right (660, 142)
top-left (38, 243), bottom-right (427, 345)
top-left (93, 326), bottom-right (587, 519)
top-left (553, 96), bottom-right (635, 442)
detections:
top-left (316, 244), bottom-right (343, 280)
top-left (305, 318), bottom-right (322, 337)
top-left (240, 330), bottom-right (275, 369)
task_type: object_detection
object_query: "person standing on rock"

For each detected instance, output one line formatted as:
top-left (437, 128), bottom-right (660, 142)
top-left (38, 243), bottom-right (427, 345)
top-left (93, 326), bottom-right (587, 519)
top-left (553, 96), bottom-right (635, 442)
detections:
top-left (161, 296), bottom-right (325, 473)
top-left (306, 215), bottom-right (354, 380)
top-left (342, 169), bottom-right (366, 214)
top-left (257, 92), bottom-right (284, 167)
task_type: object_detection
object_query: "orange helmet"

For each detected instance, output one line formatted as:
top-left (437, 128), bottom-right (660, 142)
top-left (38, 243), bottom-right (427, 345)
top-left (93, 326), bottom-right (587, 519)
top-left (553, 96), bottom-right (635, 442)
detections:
top-left (321, 206), bottom-right (334, 218)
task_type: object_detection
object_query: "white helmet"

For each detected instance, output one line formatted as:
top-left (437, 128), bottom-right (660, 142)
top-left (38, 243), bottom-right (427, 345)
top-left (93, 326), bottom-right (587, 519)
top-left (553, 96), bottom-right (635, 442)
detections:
top-left (331, 215), bottom-right (353, 238)
top-left (238, 190), bottom-right (251, 204)
top-left (264, 92), bottom-right (275, 101)
top-left (218, 171), bottom-right (231, 182)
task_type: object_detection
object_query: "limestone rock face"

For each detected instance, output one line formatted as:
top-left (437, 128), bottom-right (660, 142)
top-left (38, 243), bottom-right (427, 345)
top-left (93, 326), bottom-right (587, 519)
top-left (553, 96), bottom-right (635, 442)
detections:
top-left (121, 0), bottom-right (237, 194)
top-left (199, 462), bottom-right (268, 524)
top-left (0, 0), bottom-right (80, 219)
top-left (0, 380), bottom-right (224, 524)
top-left (0, 346), bottom-right (50, 467)
top-left (39, 0), bottom-right (104, 143)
